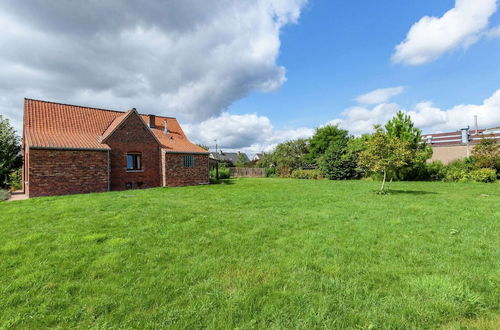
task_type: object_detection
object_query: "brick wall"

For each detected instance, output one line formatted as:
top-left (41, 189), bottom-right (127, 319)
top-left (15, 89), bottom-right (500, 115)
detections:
top-left (106, 113), bottom-right (161, 191)
top-left (28, 149), bottom-right (108, 197)
top-left (165, 153), bottom-right (209, 186)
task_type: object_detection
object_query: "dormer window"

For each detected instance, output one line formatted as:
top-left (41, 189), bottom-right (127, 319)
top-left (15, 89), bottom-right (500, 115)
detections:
top-left (126, 153), bottom-right (142, 171)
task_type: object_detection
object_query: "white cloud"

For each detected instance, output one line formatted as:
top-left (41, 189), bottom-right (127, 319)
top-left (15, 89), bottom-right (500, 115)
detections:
top-left (407, 89), bottom-right (500, 132)
top-left (486, 25), bottom-right (500, 38)
top-left (392, 0), bottom-right (497, 65)
top-left (184, 113), bottom-right (314, 155)
top-left (327, 103), bottom-right (401, 135)
top-left (0, 0), bottom-right (307, 132)
top-left (329, 89), bottom-right (500, 135)
top-left (186, 88), bottom-right (500, 154)
top-left (356, 86), bottom-right (404, 105)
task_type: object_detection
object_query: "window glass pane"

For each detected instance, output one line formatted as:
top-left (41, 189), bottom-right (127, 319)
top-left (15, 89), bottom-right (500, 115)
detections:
top-left (135, 155), bottom-right (141, 169)
top-left (184, 155), bottom-right (194, 168)
top-left (127, 155), bottom-right (134, 169)
top-left (127, 154), bottom-right (141, 170)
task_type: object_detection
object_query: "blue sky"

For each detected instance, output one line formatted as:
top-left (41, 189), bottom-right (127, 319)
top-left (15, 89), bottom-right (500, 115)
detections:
top-left (1, 0), bottom-right (499, 153)
top-left (231, 0), bottom-right (500, 133)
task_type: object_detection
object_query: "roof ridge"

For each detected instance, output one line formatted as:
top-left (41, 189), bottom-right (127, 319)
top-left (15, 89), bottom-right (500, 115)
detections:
top-left (25, 98), bottom-right (178, 119)
top-left (25, 98), bottom-right (125, 113)
top-left (140, 114), bottom-right (177, 120)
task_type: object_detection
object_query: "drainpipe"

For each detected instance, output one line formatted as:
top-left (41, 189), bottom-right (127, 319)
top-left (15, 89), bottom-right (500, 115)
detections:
top-left (107, 150), bottom-right (110, 191)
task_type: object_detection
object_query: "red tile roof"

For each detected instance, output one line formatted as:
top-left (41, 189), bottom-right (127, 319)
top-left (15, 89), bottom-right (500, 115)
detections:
top-left (24, 99), bottom-right (208, 153)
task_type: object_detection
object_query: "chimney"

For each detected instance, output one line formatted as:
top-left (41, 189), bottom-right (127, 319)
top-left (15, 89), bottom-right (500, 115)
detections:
top-left (163, 120), bottom-right (168, 134)
top-left (148, 114), bottom-right (156, 128)
top-left (460, 127), bottom-right (470, 144)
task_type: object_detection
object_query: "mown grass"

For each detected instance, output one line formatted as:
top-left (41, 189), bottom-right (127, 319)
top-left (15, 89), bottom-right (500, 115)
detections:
top-left (0, 179), bottom-right (499, 328)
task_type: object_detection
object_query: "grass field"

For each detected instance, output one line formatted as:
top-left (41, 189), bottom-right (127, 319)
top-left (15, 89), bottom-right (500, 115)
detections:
top-left (0, 179), bottom-right (499, 328)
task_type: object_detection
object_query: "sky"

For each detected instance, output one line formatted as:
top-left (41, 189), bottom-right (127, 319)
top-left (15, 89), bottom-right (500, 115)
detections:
top-left (1, 0), bottom-right (500, 154)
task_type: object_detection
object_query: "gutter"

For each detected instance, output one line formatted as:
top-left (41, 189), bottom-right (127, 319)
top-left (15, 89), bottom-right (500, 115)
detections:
top-left (29, 146), bottom-right (111, 151)
top-left (164, 150), bottom-right (209, 155)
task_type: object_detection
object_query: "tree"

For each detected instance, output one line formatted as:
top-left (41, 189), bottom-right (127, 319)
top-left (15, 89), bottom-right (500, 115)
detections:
top-left (318, 141), bottom-right (357, 180)
top-left (196, 144), bottom-right (209, 151)
top-left (267, 138), bottom-right (310, 177)
top-left (472, 138), bottom-right (499, 171)
top-left (235, 153), bottom-right (249, 168)
top-left (0, 115), bottom-right (22, 188)
top-left (307, 125), bottom-right (349, 163)
top-left (385, 111), bottom-right (422, 147)
top-left (385, 111), bottom-right (432, 180)
top-left (357, 126), bottom-right (412, 193)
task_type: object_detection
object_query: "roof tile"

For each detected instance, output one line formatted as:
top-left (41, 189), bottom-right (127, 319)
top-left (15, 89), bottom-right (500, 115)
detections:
top-left (24, 99), bottom-right (207, 153)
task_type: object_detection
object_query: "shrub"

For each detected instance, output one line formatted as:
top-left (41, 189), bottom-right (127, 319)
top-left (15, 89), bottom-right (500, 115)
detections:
top-left (265, 167), bottom-right (277, 177)
top-left (290, 169), bottom-right (322, 180)
top-left (318, 142), bottom-right (357, 180)
top-left (425, 161), bottom-right (446, 181)
top-left (279, 166), bottom-right (292, 178)
top-left (210, 166), bottom-right (230, 180)
top-left (445, 167), bottom-right (469, 182)
top-left (471, 138), bottom-right (500, 171)
top-left (467, 168), bottom-right (497, 183)
top-left (0, 189), bottom-right (10, 201)
top-left (443, 158), bottom-right (475, 182)
top-left (6, 168), bottom-right (22, 191)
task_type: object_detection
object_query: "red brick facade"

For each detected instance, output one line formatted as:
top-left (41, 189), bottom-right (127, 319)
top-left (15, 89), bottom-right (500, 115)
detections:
top-left (165, 153), bottom-right (209, 186)
top-left (106, 113), bottom-right (161, 191)
top-left (27, 149), bottom-right (109, 197)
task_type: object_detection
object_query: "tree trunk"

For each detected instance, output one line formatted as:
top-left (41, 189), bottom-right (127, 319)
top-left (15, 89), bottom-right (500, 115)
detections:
top-left (380, 170), bottom-right (387, 192)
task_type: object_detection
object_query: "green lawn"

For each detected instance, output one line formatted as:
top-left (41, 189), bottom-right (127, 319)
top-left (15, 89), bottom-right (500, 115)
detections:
top-left (0, 179), bottom-right (499, 329)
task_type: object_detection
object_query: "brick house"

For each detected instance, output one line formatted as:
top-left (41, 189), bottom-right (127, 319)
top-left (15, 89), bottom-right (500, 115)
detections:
top-left (23, 99), bottom-right (209, 197)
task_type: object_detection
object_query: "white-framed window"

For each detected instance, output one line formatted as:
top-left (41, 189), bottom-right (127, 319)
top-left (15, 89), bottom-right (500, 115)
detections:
top-left (126, 153), bottom-right (142, 170)
top-left (183, 155), bottom-right (195, 168)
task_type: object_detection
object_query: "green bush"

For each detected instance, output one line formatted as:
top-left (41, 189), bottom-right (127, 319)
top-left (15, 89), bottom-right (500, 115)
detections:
top-left (443, 158), bottom-right (475, 182)
top-left (318, 143), bottom-right (357, 180)
top-left (290, 169), bottom-right (322, 180)
top-left (0, 189), bottom-right (10, 201)
top-left (444, 167), bottom-right (469, 182)
top-left (425, 161), bottom-right (446, 181)
top-left (210, 166), bottom-right (230, 180)
top-left (265, 167), bottom-right (277, 177)
top-left (467, 168), bottom-right (497, 183)
top-left (6, 168), bottom-right (22, 191)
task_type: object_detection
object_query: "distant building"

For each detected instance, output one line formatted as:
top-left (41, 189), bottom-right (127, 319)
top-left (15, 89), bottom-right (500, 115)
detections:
top-left (252, 153), bottom-right (264, 162)
top-left (422, 127), bottom-right (500, 164)
top-left (210, 151), bottom-right (250, 166)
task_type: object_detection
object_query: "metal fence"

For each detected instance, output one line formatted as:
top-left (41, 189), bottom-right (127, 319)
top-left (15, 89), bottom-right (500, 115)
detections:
top-left (229, 167), bottom-right (265, 178)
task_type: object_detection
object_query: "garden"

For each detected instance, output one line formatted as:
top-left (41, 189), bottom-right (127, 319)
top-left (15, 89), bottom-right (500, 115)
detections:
top-left (255, 112), bottom-right (500, 192)
top-left (0, 178), bottom-right (499, 328)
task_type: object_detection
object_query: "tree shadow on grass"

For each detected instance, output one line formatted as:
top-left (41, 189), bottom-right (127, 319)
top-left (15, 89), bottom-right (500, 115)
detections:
top-left (210, 179), bottom-right (236, 185)
top-left (387, 189), bottom-right (438, 195)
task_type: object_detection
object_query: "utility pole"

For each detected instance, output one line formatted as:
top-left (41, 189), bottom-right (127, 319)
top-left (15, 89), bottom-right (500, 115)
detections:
top-left (214, 139), bottom-right (219, 180)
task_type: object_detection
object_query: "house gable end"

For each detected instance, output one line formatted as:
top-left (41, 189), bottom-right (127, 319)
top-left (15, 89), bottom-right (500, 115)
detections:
top-left (101, 109), bottom-right (161, 146)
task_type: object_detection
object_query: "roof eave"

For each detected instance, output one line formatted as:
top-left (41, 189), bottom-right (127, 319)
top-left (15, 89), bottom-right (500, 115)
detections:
top-left (164, 150), bottom-right (209, 154)
top-left (29, 145), bottom-right (111, 151)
